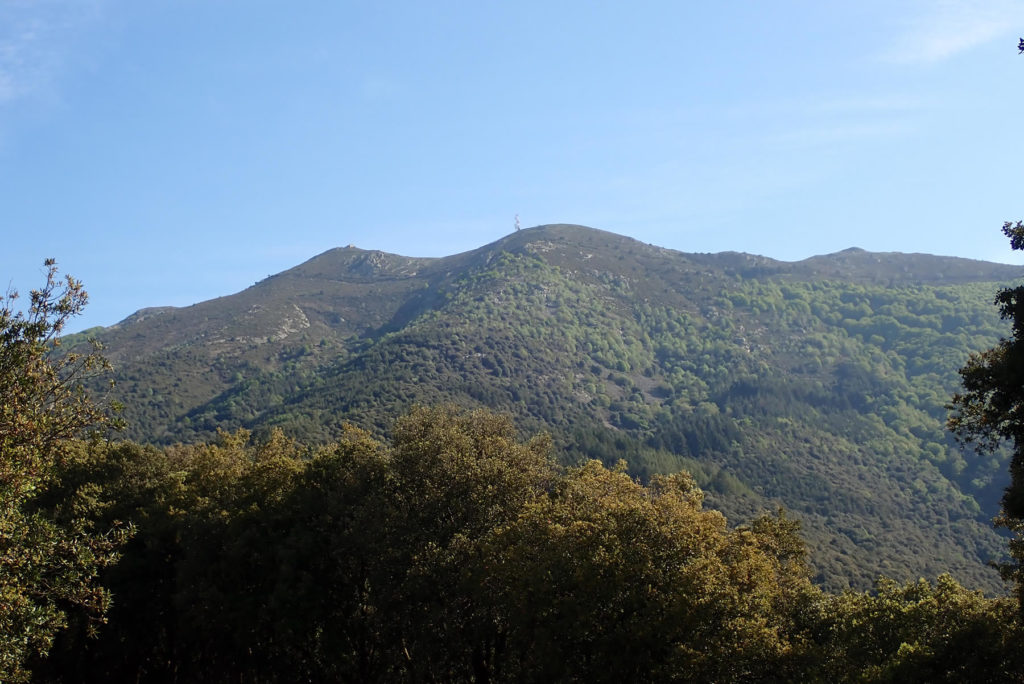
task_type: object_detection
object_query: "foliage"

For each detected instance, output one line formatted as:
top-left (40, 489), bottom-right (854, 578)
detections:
top-left (72, 226), bottom-right (1021, 590)
top-left (950, 220), bottom-right (1024, 608)
top-left (802, 574), bottom-right (1022, 682)
top-left (0, 261), bottom-right (128, 682)
top-left (30, 406), bottom-right (1024, 682)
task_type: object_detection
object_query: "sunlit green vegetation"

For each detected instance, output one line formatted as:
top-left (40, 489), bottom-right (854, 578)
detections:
top-left (11, 239), bottom-right (1024, 680)
top-left (30, 409), bottom-right (1024, 683)
top-left (74, 228), bottom-right (1022, 592)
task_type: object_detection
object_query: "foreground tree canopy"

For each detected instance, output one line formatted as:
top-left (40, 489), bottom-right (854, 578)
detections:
top-left (24, 406), bottom-right (1022, 683)
top-left (0, 261), bottom-right (128, 683)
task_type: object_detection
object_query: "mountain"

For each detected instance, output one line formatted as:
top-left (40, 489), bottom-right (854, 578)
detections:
top-left (71, 224), bottom-right (1024, 593)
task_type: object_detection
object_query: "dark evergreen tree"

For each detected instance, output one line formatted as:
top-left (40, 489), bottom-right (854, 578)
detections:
top-left (949, 221), bottom-right (1024, 608)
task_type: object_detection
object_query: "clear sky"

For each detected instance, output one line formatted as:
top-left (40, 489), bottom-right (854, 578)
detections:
top-left (3, 1), bottom-right (1024, 332)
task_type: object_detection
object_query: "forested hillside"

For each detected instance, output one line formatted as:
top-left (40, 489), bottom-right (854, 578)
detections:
top-left (71, 224), bottom-right (1024, 592)
top-left (31, 409), bottom-right (1024, 683)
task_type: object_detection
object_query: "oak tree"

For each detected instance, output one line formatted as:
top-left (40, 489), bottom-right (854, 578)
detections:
top-left (0, 261), bottom-right (127, 682)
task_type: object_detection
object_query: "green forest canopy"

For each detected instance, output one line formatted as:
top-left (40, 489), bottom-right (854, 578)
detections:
top-left (29, 408), bottom-right (1024, 683)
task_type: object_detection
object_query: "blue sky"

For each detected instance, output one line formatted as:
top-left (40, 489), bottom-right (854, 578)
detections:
top-left (3, 1), bottom-right (1024, 331)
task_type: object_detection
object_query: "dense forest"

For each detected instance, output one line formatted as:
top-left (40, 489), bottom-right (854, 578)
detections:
top-left (26, 411), bottom-right (1024, 682)
top-left (6, 229), bottom-right (1024, 681)
top-left (69, 225), bottom-right (1024, 593)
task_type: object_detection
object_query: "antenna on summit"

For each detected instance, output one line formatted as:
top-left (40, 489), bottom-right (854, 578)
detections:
top-left (514, 213), bottom-right (521, 231)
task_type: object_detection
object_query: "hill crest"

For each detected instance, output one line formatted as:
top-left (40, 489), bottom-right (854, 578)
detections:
top-left (72, 223), bottom-right (1024, 593)
top-left (106, 224), bottom-right (1024, 330)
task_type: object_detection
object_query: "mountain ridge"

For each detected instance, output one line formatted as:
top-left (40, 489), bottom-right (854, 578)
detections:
top-left (72, 223), bottom-right (1024, 593)
top-left (102, 223), bottom-right (1024, 333)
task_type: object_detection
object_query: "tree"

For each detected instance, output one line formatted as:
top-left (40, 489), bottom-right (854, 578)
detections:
top-left (800, 574), bottom-right (1021, 683)
top-left (0, 260), bottom-right (127, 682)
top-left (381, 405), bottom-right (556, 683)
top-left (949, 221), bottom-right (1024, 607)
top-left (481, 466), bottom-right (815, 682)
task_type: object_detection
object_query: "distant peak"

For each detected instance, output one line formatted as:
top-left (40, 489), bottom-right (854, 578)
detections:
top-left (489, 223), bottom-right (647, 250)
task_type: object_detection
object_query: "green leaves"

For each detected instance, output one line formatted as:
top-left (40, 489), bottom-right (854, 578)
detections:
top-left (804, 575), bottom-right (1021, 682)
top-left (0, 262), bottom-right (126, 682)
top-left (949, 222), bottom-right (1024, 612)
top-left (29, 405), bottom-right (1024, 682)
top-left (42, 407), bottom-right (821, 681)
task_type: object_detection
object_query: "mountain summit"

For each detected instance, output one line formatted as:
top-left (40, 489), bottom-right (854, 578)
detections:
top-left (75, 224), bottom-right (1024, 592)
